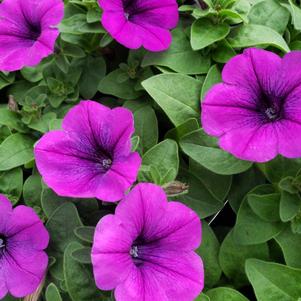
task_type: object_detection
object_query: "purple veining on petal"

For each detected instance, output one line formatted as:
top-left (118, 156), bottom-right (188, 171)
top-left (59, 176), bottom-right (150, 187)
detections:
top-left (0, 194), bottom-right (49, 299)
top-left (34, 100), bottom-right (142, 202)
top-left (98, 0), bottom-right (179, 51)
top-left (201, 48), bottom-right (301, 163)
top-left (0, 0), bottom-right (64, 71)
top-left (91, 183), bottom-right (204, 301)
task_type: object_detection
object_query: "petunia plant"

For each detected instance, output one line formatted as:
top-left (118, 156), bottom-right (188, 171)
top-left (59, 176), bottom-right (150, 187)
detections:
top-left (1, 0), bottom-right (301, 300)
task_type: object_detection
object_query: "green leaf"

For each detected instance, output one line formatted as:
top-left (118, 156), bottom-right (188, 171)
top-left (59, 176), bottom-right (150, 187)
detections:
top-left (0, 134), bottom-right (35, 171)
top-left (64, 242), bottom-right (104, 301)
top-left (0, 108), bottom-right (27, 133)
top-left (46, 283), bottom-right (63, 301)
top-left (142, 28), bottom-right (210, 74)
top-left (247, 193), bottom-right (280, 222)
top-left (0, 168), bottom-right (23, 204)
top-left (279, 176), bottom-right (299, 194)
top-left (99, 69), bottom-right (143, 100)
top-left (260, 157), bottom-right (301, 183)
top-left (195, 294), bottom-right (210, 301)
top-left (142, 74), bottom-right (202, 127)
top-left (178, 160), bottom-right (226, 218)
top-left (74, 226), bottom-right (95, 243)
top-left (276, 225), bottom-right (301, 269)
top-left (246, 259), bottom-right (301, 301)
top-left (197, 222), bottom-right (222, 287)
top-left (212, 40), bottom-right (236, 63)
top-left (248, 0), bottom-right (290, 34)
top-left (228, 166), bottom-right (266, 212)
top-left (23, 173), bottom-right (43, 208)
top-left (47, 203), bottom-right (83, 280)
top-left (233, 185), bottom-right (284, 245)
top-left (28, 112), bottom-right (57, 133)
top-left (201, 65), bottom-right (222, 100)
top-left (165, 118), bottom-right (200, 142)
top-left (228, 24), bottom-right (290, 53)
top-left (71, 247), bottom-right (92, 264)
top-left (206, 287), bottom-right (249, 301)
top-left (288, 0), bottom-right (301, 30)
top-left (79, 56), bottom-right (106, 99)
top-left (219, 230), bottom-right (269, 287)
top-left (139, 139), bottom-right (179, 185)
top-left (180, 140), bottom-right (252, 175)
top-left (133, 105), bottom-right (158, 153)
top-left (59, 14), bottom-right (105, 34)
top-left (191, 18), bottom-right (230, 50)
top-left (0, 72), bottom-right (15, 89)
top-left (41, 187), bottom-right (99, 223)
top-left (279, 190), bottom-right (301, 222)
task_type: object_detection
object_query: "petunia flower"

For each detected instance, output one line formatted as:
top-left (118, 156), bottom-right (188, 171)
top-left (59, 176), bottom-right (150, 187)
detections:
top-left (202, 48), bottom-right (301, 163)
top-left (34, 100), bottom-right (142, 202)
top-left (98, 0), bottom-right (179, 52)
top-left (91, 183), bottom-right (204, 301)
top-left (0, 194), bottom-right (49, 299)
top-left (0, 0), bottom-right (64, 72)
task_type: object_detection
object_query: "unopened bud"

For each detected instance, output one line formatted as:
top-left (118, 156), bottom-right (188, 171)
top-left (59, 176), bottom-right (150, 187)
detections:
top-left (163, 181), bottom-right (189, 197)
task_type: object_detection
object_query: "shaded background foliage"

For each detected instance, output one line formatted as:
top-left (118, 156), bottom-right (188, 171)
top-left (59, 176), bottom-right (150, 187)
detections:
top-left (1, 0), bottom-right (301, 300)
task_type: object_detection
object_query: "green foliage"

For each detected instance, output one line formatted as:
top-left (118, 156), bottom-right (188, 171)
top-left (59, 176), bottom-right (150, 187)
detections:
top-left (2, 0), bottom-right (301, 300)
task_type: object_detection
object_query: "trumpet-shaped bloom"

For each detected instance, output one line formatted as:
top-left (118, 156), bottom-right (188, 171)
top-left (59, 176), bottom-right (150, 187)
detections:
top-left (202, 48), bottom-right (301, 162)
top-left (0, 195), bottom-right (49, 298)
top-left (92, 183), bottom-right (204, 301)
top-left (0, 0), bottom-right (64, 71)
top-left (34, 100), bottom-right (141, 202)
top-left (98, 0), bottom-right (179, 52)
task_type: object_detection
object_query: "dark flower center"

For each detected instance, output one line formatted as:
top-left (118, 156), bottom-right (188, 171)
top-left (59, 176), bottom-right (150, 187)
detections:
top-left (130, 245), bottom-right (139, 258)
top-left (0, 235), bottom-right (6, 257)
top-left (26, 22), bottom-right (42, 41)
top-left (257, 92), bottom-right (283, 122)
top-left (92, 145), bottom-right (113, 173)
top-left (122, 0), bottom-right (139, 20)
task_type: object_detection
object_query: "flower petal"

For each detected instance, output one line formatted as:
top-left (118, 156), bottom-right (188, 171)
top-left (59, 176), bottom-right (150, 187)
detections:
top-left (98, 0), bottom-right (123, 11)
top-left (131, 0), bottom-right (179, 29)
top-left (62, 100), bottom-right (110, 136)
top-left (5, 206), bottom-right (49, 247)
top-left (276, 51), bottom-right (301, 96)
top-left (0, 272), bottom-right (7, 300)
top-left (95, 152), bottom-right (142, 201)
top-left (115, 183), bottom-right (169, 239)
top-left (219, 123), bottom-right (278, 162)
top-left (34, 130), bottom-right (104, 198)
top-left (3, 252), bottom-right (46, 298)
top-left (103, 107), bottom-right (136, 157)
top-left (116, 183), bottom-right (201, 250)
top-left (0, 195), bottom-right (12, 237)
top-left (101, 11), bottom-right (172, 51)
top-left (92, 215), bottom-right (134, 290)
top-left (115, 252), bottom-right (203, 301)
top-left (202, 83), bottom-right (260, 136)
top-left (222, 48), bottom-right (281, 95)
top-left (276, 120), bottom-right (301, 158)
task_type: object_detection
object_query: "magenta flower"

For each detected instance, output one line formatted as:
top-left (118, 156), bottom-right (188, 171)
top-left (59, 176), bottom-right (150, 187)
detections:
top-left (0, 195), bottom-right (49, 299)
top-left (202, 48), bottom-right (301, 163)
top-left (91, 183), bottom-right (204, 301)
top-left (98, 0), bottom-right (179, 52)
top-left (0, 0), bottom-right (64, 72)
top-left (34, 100), bottom-right (141, 202)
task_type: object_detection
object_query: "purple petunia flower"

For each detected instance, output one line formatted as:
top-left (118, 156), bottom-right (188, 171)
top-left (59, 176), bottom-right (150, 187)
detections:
top-left (34, 100), bottom-right (142, 202)
top-left (91, 183), bottom-right (204, 301)
top-left (98, 0), bottom-right (179, 52)
top-left (0, 195), bottom-right (49, 298)
top-left (202, 48), bottom-right (301, 163)
top-left (0, 0), bottom-right (64, 71)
